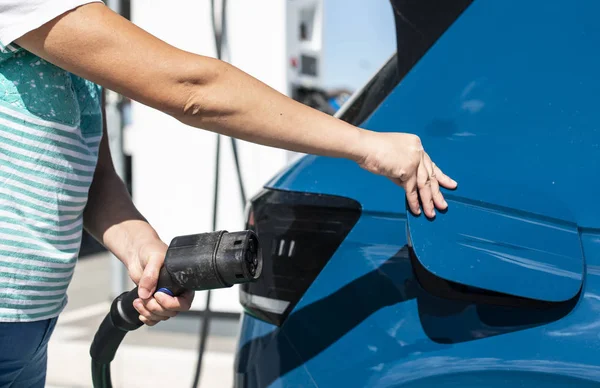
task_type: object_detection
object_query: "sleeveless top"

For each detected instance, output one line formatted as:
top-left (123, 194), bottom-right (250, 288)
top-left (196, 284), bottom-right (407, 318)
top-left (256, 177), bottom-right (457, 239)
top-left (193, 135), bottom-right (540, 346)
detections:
top-left (0, 42), bottom-right (102, 321)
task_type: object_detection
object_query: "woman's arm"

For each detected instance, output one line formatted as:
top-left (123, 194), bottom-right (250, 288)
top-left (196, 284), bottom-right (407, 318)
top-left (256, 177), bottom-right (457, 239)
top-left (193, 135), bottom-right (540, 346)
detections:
top-left (15, 4), bottom-right (362, 158)
top-left (15, 2), bottom-right (456, 218)
top-left (84, 110), bottom-right (193, 324)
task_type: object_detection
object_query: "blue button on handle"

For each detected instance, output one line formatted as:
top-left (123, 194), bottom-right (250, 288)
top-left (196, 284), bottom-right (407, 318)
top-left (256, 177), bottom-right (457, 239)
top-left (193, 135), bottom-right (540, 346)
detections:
top-left (156, 287), bottom-right (174, 296)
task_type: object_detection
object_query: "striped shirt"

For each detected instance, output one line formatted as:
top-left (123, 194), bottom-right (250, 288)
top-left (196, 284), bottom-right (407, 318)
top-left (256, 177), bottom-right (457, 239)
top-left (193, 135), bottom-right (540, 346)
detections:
top-left (0, 43), bottom-right (102, 321)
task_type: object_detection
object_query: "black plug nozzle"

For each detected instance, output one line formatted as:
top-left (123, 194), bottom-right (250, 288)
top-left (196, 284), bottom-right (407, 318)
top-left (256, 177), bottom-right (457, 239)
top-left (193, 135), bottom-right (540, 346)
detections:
top-left (90, 230), bottom-right (262, 367)
top-left (165, 230), bottom-right (262, 291)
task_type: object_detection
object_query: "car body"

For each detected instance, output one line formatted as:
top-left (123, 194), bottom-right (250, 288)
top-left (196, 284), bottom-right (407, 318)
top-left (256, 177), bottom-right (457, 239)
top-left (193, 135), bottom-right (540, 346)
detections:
top-left (234, 1), bottom-right (600, 387)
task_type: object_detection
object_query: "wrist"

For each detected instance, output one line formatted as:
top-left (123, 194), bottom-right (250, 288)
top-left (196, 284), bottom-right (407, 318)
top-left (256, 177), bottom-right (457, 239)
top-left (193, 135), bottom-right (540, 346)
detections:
top-left (130, 231), bottom-right (165, 266)
top-left (119, 226), bottom-right (168, 294)
top-left (348, 127), bottom-right (371, 164)
top-left (104, 220), bottom-right (162, 268)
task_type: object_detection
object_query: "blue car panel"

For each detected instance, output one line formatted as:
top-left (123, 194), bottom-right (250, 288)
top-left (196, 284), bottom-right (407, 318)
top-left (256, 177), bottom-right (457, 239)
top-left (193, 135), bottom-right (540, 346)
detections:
top-left (236, 0), bottom-right (600, 386)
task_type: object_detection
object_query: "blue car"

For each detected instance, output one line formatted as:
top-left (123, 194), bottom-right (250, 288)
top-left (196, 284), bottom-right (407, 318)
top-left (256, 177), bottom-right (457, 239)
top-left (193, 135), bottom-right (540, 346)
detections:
top-left (234, 1), bottom-right (600, 386)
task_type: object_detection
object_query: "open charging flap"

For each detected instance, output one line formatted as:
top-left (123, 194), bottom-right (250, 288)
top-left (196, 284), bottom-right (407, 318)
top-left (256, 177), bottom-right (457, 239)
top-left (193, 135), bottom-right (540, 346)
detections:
top-left (406, 199), bottom-right (584, 303)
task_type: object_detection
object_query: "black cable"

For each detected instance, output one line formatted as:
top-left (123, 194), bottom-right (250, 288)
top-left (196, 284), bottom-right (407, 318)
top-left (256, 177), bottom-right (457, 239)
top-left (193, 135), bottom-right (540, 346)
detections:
top-left (192, 290), bottom-right (212, 386)
top-left (210, 0), bottom-right (245, 208)
top-left (212, 0), bottom-right (246, 208)
top-left (91, 360), bottom-right (112, 388)
top-left (230, 137), bottom-right (247, 206)
top-left (191, 0), bottom-right (237, 386)
top-left (191, 133), bottom-right (220, 388)
top-left (212, 136), bottom-right (221, 236)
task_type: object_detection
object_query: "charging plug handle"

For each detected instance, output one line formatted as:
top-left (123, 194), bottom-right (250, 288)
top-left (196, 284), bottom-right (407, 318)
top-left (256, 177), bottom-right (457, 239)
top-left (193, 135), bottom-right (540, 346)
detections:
top-left (90, 230), bottom-right (261, 366)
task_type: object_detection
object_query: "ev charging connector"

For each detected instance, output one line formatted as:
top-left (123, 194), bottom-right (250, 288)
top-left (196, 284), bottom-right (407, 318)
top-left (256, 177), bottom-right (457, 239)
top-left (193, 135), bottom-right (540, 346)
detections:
top-left (90, 230), bottom-right (262, 388)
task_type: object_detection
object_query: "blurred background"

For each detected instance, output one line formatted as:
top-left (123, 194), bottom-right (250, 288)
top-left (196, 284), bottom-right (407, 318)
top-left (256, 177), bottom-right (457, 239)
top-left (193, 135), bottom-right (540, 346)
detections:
top-left (50, 0), bottom-right (396, 386)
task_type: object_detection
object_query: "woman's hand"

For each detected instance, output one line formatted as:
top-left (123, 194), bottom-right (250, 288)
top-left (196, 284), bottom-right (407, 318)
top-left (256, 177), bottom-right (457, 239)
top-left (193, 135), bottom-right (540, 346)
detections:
top-left (357, 130), bottom-right (457, 218)
top-left (126, 238), bottom-right (195, 326)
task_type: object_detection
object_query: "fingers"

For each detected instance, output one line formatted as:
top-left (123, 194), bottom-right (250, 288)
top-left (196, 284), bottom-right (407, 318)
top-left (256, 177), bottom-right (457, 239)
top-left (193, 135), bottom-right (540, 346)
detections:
top-left (433, 164), bottom-right (458, 190)
top-left (377, 133), bottom-right (457, 217)
top-left (133, 290), bottom-right (194, 327)
top-left (402, 176), bottom-right (421, 216)
top-left (154, 290), bottom-right (195, 312)
top-left (423, 154), bottom-right (447, 211)
top-left (417, 155), bottom-right (435, 218)
top-left (138, 253), bottom-right (164, 299)
top-left (429, 173), bottom-right (447, 211)
top-left (134, 297), bottom-right (177, 326)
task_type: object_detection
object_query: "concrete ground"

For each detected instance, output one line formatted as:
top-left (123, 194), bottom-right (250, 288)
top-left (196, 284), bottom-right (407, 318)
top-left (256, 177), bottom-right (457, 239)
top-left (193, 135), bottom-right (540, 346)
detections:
top-left (46, 252), bottom-right (239, 388)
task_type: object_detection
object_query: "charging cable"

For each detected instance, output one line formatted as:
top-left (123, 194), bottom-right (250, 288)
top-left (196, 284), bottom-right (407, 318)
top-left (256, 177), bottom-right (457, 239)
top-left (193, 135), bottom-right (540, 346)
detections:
top-left (192, 0), bottom-right (247, 386)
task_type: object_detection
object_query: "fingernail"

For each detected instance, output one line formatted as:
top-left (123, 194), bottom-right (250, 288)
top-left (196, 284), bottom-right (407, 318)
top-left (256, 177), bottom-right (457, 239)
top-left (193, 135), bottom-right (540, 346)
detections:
top-left (443, 199), bottom-right (448, 207)
top-left (138, 288), bottom-right (149, 299)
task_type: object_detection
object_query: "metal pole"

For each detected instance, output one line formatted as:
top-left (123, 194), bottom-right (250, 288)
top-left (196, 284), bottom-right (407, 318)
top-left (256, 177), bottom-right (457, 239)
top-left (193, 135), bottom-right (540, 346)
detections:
top-left (106, 0), bottom-right (121, 14)
top-left (105, 0), bottom-right (128, 298)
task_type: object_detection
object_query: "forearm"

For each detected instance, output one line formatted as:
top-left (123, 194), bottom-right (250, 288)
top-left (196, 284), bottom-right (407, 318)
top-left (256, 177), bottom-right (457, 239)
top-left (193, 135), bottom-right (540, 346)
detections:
top-left (83, 167), bottom-right (158, 265)
top-left (175, 61), bottom-right (365, 161)
top-left (16, 3), bottom-right (366, 163)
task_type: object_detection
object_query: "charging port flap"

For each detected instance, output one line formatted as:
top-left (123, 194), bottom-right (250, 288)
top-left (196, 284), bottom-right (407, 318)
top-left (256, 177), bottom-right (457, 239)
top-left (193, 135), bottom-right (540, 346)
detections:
top-left (406, 199), bottom-right (584, 303)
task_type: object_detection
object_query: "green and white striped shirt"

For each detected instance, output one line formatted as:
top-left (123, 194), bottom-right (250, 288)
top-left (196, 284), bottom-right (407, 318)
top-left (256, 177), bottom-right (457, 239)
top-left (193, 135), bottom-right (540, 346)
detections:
top-left (0, 42), bottom-right (102, 321)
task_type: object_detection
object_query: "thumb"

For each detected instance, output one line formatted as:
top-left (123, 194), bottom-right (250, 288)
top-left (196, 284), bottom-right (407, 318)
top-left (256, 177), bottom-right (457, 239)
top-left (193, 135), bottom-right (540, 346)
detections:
top-left (138, 253), bottom-right (163, 300)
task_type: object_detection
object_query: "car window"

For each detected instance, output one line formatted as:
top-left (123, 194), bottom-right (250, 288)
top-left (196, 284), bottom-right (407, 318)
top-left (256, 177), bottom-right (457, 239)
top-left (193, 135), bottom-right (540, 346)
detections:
top-left (338, 0), bottom-right (473, 127)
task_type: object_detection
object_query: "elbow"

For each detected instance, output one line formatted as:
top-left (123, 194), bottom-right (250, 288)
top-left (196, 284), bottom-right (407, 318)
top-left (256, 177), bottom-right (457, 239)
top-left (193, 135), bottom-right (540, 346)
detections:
top-left (165, 57), bottom-right (232, 125)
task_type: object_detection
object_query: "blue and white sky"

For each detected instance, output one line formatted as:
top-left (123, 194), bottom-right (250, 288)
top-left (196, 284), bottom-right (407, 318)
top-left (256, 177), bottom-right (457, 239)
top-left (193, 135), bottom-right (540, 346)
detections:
top-left (322, 0), bottom-right (396, 91)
